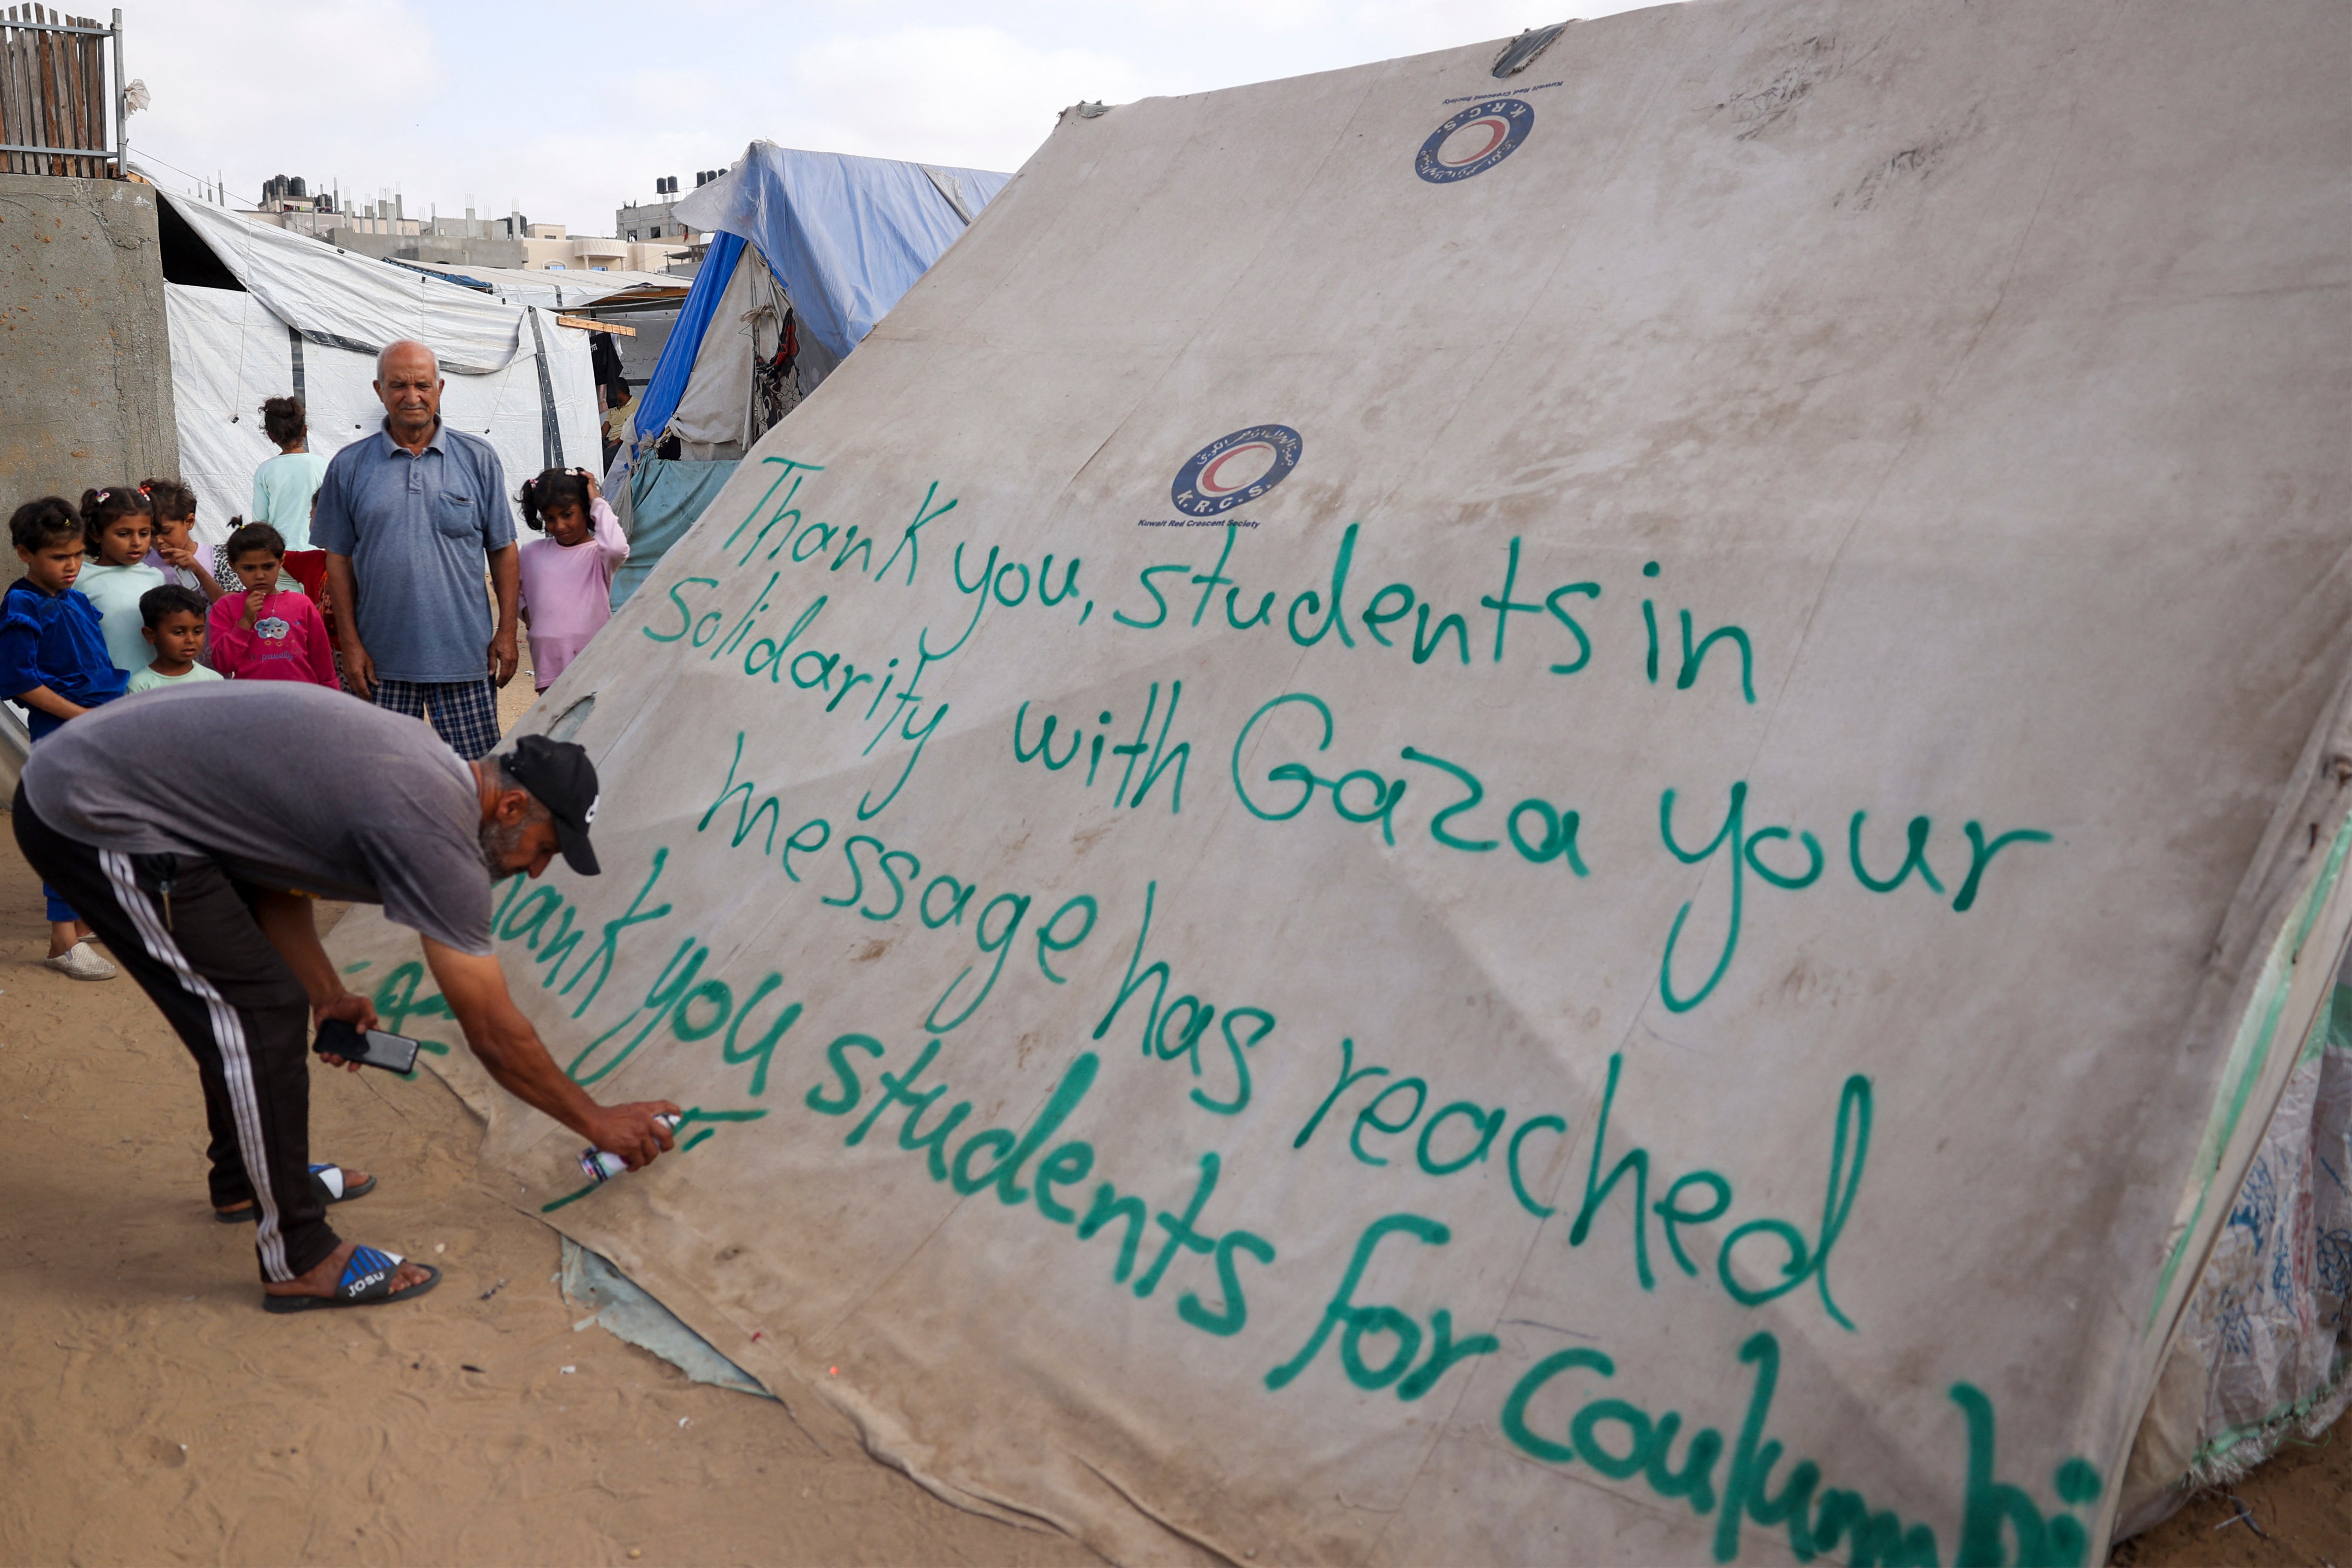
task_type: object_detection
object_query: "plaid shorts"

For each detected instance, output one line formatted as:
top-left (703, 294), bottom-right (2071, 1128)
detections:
top-left (372, 676), bottom-right (502, 760)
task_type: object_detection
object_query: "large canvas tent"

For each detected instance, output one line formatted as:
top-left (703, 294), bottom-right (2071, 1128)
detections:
top-left (327, 2), bottom-right (2349, 1562)
top-left (157, 191), bottom-right (600, 557)
top-left (603, 144), bottom-right (1009, 606)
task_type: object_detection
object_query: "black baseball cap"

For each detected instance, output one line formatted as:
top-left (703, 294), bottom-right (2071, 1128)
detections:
top-left (501, 734), bottom-right (601, 876)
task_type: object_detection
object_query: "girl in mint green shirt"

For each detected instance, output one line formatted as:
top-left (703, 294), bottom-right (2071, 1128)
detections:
top-left (252, 395), bottom-right (329, 550)
top-left (74, 486), bottom-right (165, 680)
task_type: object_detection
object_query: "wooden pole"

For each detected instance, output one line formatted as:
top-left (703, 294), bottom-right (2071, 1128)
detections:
top-left (1, 11), bottom-right (20, 176)
top-left (9, 11), bottom-right (28, 177)
top-left (54, 8), bottom-right (75, 177)
top-left (41, 8), bottom-right (67, 177)
top-left (13, 9), bottom-right (37, 176)
top-left (55, 6), bottom-right (78, 178)
top-left (12, 10), bottom-right (32, 178)
top-left (35, 8), bottom-right (60, 176)
top-left (55, 7), bottom-right (76, 178)
top-left (70, 12), bottom-right (89, 178)
top-left (79, 13), bottom-right (98, 178)
top-left (64, 11), bottom-right (86, 178)
top-left (12, 10), bottom-right (33, 178)
top-left (2, 11), bottom-right (13, 176)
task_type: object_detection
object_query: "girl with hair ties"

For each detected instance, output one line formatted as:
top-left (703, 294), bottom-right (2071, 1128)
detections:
top-left (74, 485), bottom-right (166, 685)
top-left (515, 467), bottom-right (628, 693)
top-left (139, 477), bottom-right (226, 603)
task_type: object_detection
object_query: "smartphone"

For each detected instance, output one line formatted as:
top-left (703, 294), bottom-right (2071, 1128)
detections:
top-left (313, 1018), bottom-right (422, 1075)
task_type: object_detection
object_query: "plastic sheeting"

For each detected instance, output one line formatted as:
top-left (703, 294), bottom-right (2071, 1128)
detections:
top-left (162, 193), bottom-right (530, 374)
top-left (608, 458), bottom-right (738, 610)
top-left (617, 232), bottom-right (744, 471)
top-left (325, 3), bottom-right (2352, 1562)
top-left (559, 1239), bottom-right (772, 1400)
top-left (672, 142), bottom-right (1010, 361)
top-left (2119, 959), bottom-right (2352, 1533)
top-left (164, 282), bottom-right (600, 555)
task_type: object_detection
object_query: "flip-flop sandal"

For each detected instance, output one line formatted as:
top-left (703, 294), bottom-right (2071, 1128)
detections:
top-left (214, 1164), bottom-right (378, 1223)
top-left (262, 1246), bottom-right (440, 1314)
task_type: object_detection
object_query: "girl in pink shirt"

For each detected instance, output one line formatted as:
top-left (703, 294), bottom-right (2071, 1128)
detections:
top-left (517, 467), bottom-right (629, 692)
top-left (207, 521), bottom-right (340, 688)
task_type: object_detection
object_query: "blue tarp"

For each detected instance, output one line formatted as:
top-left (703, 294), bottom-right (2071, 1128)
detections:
top-left (611, 457), bottom-right (740, 609)
top-left (625, 229), bottom-right (746, 455)
top-left (673, 142), bottom-right (1012, 361)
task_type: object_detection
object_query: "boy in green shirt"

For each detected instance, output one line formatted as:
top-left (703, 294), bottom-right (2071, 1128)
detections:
top-left (124, 585), bottom-right (224, 694)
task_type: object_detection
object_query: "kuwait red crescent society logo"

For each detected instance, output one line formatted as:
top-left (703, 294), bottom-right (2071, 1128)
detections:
top-left (1416, 98), bottom-right (1534, 183)
top-left (1171, 425), bottom-right (1303, 518)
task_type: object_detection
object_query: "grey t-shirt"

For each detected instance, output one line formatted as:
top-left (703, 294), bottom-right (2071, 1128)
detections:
top-left (22, 683), bottom-right (493, 954)
top-left (311, 420), bottom-right (514, 684)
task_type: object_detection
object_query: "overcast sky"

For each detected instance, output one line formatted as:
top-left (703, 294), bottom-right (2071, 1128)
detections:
top-left (129, 0), bottom-right (1667, 235)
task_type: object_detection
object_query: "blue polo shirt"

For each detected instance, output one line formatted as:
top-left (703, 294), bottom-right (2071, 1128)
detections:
top-left (313, 419), bottom-right (514, 684)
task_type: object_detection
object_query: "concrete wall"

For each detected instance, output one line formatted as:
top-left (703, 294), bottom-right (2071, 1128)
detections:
top-left (0, 175), bottom-right (178, 548)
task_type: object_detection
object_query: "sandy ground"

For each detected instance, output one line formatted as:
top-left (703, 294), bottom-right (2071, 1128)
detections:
top-left (0, 824), bottom-right (1098, 1564)
top-left (0, 670), bottom-right (2337, 1565)
top-left (2112, 1439), bottom-right (2350, 1568)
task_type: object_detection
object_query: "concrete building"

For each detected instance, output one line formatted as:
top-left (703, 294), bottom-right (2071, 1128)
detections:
top-left (314, 221), bottom-right (687, 274)
top-left (247, 182), bottom-right (413, 240)
top-left (614, 196), bottom-right (694, 244)
top-left (520, 232), bottom-right (689, 273)
top-left (615, 170), bottom-right (725, 244)
top-left (0, 173), bottom-right (178, 548)
top-left (237, 183), bottom-right (690, 274)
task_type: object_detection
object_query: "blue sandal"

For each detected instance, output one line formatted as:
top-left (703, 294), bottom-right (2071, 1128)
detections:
top-left (263, 1246), bottom-right (440, 1314)
top-left (215, 1164), bottom-right (377, 1223)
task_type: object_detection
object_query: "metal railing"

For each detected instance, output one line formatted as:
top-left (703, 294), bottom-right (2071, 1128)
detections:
top-left (0, 6), bottom-right (123, 178)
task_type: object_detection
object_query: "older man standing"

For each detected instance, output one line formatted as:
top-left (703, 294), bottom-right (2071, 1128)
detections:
top-left (315, 340), bottom-right (522, 758)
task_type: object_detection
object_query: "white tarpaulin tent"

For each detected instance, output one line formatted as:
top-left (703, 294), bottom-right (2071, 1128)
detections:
top-left (159, 191), bottom-right (600, 556)
top-left (327, 1), bottom-right (2350, 1562)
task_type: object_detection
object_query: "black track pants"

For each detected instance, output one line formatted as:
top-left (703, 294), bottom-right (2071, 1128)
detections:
top-left (14, 785), bottom-right (339, 1282)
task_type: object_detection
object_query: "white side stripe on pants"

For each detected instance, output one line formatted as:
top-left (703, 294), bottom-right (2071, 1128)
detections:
top-left (99, 851), bottom-right (294, 1282)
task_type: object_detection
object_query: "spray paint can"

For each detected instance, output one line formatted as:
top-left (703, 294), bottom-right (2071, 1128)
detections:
top-left (579, 1114), bottom-right (681, 1183)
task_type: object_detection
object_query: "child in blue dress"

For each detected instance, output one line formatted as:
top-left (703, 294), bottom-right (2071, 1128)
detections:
top-left (1, 496), bottom-right (127, 979)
